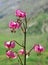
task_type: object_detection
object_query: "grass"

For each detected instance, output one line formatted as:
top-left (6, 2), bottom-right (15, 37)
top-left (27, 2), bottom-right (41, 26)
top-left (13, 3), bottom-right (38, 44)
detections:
top-left (0, 12), bottom-right (48, 65)
top-left (0, 31), bottom-right (48, 65)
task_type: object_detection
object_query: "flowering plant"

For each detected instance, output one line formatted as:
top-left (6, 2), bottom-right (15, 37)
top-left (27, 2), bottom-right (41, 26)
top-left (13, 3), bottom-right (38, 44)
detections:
top-left (4, 10), bottom-right (44, 65)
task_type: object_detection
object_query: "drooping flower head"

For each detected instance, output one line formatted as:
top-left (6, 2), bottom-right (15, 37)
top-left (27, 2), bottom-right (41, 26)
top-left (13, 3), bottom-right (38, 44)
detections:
top-left (6, 50), bottom-right (17, 59)
top-left (9, 20), bottom-right (21, 32)
top-left (34, 44), bottom-right (44, 54)
top-left (9, 21), bottom-right (16, 29)
top-left (18, 49), bottom-right (25, 55)
top-left (4, 40), bottom-right (16, 49)
top-left (15, 9), bottom-right (26, 18)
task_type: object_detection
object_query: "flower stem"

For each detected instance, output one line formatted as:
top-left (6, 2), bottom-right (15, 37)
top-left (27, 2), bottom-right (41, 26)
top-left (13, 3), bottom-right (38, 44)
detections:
top-left (24, 17), bottom-right (27, 65)
top-left (27, 46), bottom-right (34, 55)
top-left (15, 41), bottom-right (23, 47)
top-left (25, 17), bottom-right (27, 29)
top-left (18, 54), bottom-right (23, 65)
top-left (15, 51), bottom-right (23, 65)
top-left (24, 31), bottom-right (26, 65)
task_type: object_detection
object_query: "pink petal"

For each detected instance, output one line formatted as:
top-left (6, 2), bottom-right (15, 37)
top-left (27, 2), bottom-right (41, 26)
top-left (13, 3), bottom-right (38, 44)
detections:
top-left (9, 21), bottom-right (16, 29)
top-left (4, 41), bottom-right (11, 49)
top-left (10, 40), bottom-right (16, 48)
top-left (18, 49), bottom-right (25, 55)
top-left (15, 22), bottom-right (21, 29)
top-left (15, 10), bottom-right (26, 18)
top-left (6, 50), bottom-right (17, 59)
top-left (34, 44), bottom-right (44, 53)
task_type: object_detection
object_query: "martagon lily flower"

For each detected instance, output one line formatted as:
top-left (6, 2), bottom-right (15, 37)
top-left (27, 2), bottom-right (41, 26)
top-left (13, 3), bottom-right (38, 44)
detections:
top-left (15, 9), bottom-right (26, 18)
top-left (9, 21), bottom-right (16, 29)
top-left (18, 49), bottom-right (29, 59)
top-left (4, 40), bottom-right (16, 49)
top-left (6, 50), bottom-right (17, 59)
top-left (18, 49), bottom-right (25, 55)
top-left (9, 20), bottom-right (21, 32)
top-left (33, 44), bottom-right (44, 54)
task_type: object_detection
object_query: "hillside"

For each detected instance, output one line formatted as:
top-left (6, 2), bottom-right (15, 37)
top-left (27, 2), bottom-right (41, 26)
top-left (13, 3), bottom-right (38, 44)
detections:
top-left (0, 0), bottom-right (48, 34)
top-left (0, 0), bottom-right (48, 19)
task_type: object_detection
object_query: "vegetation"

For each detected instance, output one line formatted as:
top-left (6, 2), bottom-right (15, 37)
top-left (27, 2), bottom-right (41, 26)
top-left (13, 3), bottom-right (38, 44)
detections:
top-left (0, 12), bottom-right (48, 65)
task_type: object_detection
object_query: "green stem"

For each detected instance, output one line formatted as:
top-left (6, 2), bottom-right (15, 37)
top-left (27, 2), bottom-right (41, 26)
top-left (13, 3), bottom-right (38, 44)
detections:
top-left (24, 17), bottom-right (27, 65)
top-left (25, 17), bottom-right (27, 29)
top-left (15, 51), bottom-right (23, 65)
top-left (24, 31), bottom-right (26, 65)
top-left (18, 54), bottom-right (23, 65)
top-left (15, 41), bottom-right (23, 47)
top-left (27, 46), bottom-right (34, 55)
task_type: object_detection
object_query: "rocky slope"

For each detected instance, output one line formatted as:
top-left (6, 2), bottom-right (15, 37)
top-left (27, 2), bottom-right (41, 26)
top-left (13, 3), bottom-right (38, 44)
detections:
top-left (0, 0), bottom-right (48, 19)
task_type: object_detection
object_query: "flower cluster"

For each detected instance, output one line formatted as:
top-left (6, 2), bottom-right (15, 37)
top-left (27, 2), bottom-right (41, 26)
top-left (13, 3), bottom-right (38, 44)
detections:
top-left (4, 9), bottom-right (45, 65)
top-left (4, 10), bottom-right (27, 59)
top-left (9, 9), bottom-right (26, 33)
top-left (4, 40), bottom-right (44, 59)
top-left (4, 40), bottom-right (24, 59)
top-left (4, 40), bottom-right (17, 59)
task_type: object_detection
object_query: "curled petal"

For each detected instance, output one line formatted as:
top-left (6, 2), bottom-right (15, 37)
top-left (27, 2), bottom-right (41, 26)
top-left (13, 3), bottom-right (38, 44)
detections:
top-left (10, 40), bottom-right (16, 48)
top-left (4, 41), bottom-right (11, 49)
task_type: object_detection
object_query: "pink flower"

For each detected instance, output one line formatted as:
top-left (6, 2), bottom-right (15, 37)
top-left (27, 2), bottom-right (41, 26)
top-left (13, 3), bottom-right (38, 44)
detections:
top-left (34, 44), bottom-right (44, 53)
top-left (15, 22), bottom-right (21, 29)
top-left (9, 21), bottom-right (21, 32)
top-left (9, 21), bottom-right (16, 29)
top-left (6, 50), bottom-right (17, 59)
top-left (10, 40), bottom-right (16, 48)
top-left (18, 49), bottom-right (25, 55)
top-left (4, 40), bottom-right (16, 49)
top-left (15, 10), bottom-right (26, 18)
